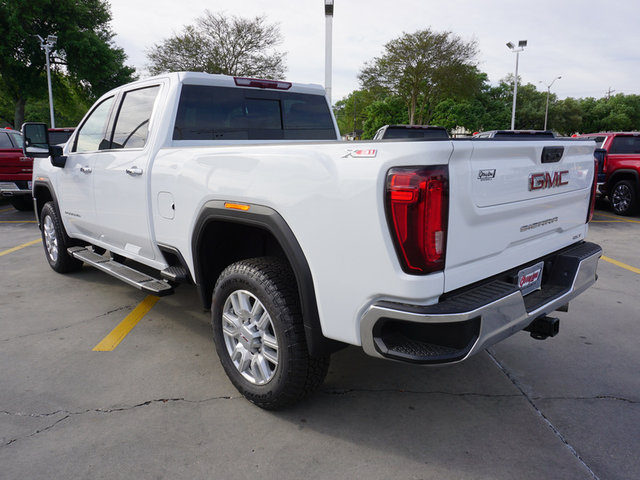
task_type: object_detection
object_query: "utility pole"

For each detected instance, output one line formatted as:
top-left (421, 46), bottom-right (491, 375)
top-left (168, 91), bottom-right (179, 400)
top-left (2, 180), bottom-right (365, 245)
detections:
top-left (324, 0), bottom-right (334, 105)
top-left (36, 34), bottom-right (58, 128)
top-left (507, 40), bottom-right (527, 130)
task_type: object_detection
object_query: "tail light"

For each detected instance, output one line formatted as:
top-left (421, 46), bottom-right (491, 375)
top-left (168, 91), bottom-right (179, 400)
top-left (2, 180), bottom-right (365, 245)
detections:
top-left (385, 166), bottom-right (449, 274)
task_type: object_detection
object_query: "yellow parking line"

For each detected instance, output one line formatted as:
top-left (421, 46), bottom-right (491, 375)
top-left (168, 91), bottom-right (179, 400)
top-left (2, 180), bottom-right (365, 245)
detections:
top-left (93, 295), bottom-right (160, 351)
top-left (0, 207), bottom-right (14, 213)
top-left (602, 256), bottom-right (640, 275)
top-left (0, 220), bottom-right (37, 224)
top-left (0, 239), bottom-right (41, 257)
top-left (593, 212), bottom-right (640, 224)
top-left (591, 220), bottom-right (627, 223)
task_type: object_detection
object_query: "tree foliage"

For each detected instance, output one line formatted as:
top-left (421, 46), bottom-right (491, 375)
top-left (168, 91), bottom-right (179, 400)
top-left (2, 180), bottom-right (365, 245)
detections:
top-left (146, 11), bottom-right (286, 79)
top-left (0, 0), bottom-right (136, 127)
top-left (358, 28), bottom-right (480, 125)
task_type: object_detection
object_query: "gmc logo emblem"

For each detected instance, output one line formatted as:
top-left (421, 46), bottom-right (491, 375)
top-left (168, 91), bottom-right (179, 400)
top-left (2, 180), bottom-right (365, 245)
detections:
top-left (528, 170), bottom-right (569, 191)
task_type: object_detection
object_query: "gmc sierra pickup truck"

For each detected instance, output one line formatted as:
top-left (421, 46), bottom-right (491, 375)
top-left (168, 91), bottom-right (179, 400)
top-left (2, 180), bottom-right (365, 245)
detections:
top-left (0, 127), bottom-right (33, 211)
top-left (577, 132), bottom-right (640, 216)
top-left (23, 72), bottom-right (602, 409)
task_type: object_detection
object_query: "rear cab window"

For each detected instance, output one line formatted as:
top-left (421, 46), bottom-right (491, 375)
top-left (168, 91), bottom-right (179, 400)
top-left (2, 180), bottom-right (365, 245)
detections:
top-left (610, 136), bottom-right (640, 154)
top-left (173, 85), bottom-right (336, 141)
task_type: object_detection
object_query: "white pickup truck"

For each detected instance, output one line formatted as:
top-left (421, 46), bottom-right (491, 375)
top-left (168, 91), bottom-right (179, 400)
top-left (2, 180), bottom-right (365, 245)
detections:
top-left (23, 72), bottom-right (602, 409)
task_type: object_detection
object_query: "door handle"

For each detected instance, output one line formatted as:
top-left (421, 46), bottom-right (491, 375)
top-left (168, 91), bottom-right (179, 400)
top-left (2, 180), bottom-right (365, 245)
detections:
top-left (126, 166), bottom-right (143, 176)
top-left (80, 166), bottom-right (92, 174)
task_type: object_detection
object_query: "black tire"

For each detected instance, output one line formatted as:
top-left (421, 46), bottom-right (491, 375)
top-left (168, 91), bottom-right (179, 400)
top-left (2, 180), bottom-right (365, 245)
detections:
top-left (211, 257), bottom-right (329, 409)
top-left (610, 179), bottom-right (638, 216)
top-left (10, 196), bottom-right (33, 212)
top-left (40, 202), bottom-right (83, 273)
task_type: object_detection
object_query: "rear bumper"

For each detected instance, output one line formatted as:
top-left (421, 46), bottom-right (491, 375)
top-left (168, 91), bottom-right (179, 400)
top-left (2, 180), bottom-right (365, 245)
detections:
top-left (0, 181), bottom-right (31, 196)
top-left (360, 241), bottom-right (602, 364)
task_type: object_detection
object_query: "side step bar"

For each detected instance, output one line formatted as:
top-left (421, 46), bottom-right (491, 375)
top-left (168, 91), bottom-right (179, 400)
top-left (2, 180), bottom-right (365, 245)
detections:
top-left (68, 247), bottom-right (174, 296)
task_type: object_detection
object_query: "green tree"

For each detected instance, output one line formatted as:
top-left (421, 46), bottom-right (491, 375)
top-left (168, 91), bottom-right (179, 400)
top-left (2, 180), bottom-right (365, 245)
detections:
top-left (0, 0), bottom-right (136, 128)
top-left (147, 11), bottom-right (286, 79)
top-left (361, 96), bottom-right (408, 138)
top-left (333, 89), bottom-right (381, 137)
top-left (358, 28), bottom-right (480, 125)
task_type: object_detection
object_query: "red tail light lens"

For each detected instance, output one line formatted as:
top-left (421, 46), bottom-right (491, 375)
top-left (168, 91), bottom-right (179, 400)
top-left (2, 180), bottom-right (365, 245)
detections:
top-left (386, 166), bottom-right (449, 274)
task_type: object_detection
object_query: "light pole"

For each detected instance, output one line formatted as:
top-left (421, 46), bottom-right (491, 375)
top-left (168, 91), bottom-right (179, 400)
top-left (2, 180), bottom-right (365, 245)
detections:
top-left (506, 40), bottom-right (527, 130)
top-left (36, 34), bottom-right (57, 128)
top-left (324, 0), bottom-right (334, 105)
top-left (542, 76), bottom-right (561, 130)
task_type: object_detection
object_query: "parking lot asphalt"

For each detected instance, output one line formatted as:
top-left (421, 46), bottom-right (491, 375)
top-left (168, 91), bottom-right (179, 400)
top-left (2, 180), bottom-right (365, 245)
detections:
top-left (1, 197), bottom-right (638, 480)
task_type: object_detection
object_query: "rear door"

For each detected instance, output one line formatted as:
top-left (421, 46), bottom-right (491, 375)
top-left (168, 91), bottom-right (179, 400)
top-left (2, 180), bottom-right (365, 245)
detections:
top-left (445, 139), bottom-right (595, 292)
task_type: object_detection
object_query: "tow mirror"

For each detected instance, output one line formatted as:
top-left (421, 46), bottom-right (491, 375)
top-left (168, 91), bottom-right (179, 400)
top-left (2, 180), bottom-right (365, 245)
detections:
top-left (21, 122), bottom-right (67, 167)
top-left (594, 148), bottom-right (607, 183)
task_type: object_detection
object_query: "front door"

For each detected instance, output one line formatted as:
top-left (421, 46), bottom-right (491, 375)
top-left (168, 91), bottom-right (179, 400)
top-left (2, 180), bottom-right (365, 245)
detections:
top-left (57, 96), bottom-right (116, 239)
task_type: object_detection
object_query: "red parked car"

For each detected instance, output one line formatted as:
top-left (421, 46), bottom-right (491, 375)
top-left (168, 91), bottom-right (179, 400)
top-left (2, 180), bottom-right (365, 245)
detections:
top-left (577, 132), bottom-right (640, 216)
top-left (0, 127), bottom-right (33, 211)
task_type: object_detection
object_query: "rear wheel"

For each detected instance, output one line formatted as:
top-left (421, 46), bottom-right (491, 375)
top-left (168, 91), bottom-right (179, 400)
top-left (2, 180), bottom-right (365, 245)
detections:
top-left (40, 202), bottom-right (83, 273)
top-left (610, 179), bottom-right (638, 216)
top-left (211, 257), bottom-right (329, 409)
top-left (10, 196), bottom-right (33, 212)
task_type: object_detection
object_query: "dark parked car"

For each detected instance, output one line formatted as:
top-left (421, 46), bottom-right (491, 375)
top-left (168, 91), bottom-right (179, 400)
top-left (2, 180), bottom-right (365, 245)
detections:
top-left (48, 127), bottom-right (75, 145)
top-left (473, 130), bottom-right (556, 139)
top-left (373, 124), bottom-right (450, 140)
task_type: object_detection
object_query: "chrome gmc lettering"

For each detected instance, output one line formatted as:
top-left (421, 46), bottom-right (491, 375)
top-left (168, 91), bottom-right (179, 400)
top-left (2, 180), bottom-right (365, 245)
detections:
top-left (529, 170), bottom-right (569, 191)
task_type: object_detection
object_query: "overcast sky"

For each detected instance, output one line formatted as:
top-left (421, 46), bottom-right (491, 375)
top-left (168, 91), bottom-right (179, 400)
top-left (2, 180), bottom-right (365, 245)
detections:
top-left (108, 0), bottom-right (640, 103)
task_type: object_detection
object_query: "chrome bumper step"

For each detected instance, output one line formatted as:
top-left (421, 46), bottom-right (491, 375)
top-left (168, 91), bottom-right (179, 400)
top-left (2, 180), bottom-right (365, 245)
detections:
top-left (68, 247), bottom-right (174, 296)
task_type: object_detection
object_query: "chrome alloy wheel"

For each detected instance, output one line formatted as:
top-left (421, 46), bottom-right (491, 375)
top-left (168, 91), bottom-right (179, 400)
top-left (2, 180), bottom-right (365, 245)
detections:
top-left (43, 214), bottom-right (59, 262)
top-left (612, 183), bottom-right (632, 213)
top-left (222, 290), bottom-right (279, 385)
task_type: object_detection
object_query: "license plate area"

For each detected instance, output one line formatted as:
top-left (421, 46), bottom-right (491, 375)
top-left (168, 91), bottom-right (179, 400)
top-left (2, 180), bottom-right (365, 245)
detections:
top-left (517, 261), bottom-right (544, 296)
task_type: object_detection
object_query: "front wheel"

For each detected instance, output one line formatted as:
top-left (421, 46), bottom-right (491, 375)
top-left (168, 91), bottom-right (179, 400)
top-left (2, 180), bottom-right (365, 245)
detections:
top-left (610, 179), bottom-right (638, 216)
top-left (40, 202), bottom-right (83, 273)
top-left (211, 257), bottom-right (329, 409)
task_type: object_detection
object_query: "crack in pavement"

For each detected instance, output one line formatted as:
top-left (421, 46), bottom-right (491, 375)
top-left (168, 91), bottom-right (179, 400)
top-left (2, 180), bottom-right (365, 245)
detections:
top-left (532, 395), bottom-right (639, 404)
top-left (0, 305), bottom-right (134, 343)
top-left (0, 395), bottom-right (238, 448)
top-left (486, 349), bottom-right (602, 480)
top-left (321, 388), bottom-right (639, 405)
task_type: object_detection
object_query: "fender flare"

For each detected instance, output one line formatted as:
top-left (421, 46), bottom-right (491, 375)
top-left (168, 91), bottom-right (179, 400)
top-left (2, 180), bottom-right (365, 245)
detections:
top-left (192, 200), bottom-right (343, 356)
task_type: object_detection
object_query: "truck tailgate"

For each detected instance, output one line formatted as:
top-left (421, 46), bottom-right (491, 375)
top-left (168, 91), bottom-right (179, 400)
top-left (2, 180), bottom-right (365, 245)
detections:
top-left (445, 140), bottom-right (595, 292)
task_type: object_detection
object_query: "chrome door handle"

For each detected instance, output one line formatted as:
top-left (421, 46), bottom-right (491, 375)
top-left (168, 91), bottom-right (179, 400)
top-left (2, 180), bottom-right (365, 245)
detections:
top-left (126, 166), bottom-right (143, 176)
top-left (80, 166), bottom-right (92, 174)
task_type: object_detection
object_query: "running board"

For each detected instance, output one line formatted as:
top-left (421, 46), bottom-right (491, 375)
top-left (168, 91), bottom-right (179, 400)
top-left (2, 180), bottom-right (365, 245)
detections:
top-left (68, 247), bottom-right (174, 296)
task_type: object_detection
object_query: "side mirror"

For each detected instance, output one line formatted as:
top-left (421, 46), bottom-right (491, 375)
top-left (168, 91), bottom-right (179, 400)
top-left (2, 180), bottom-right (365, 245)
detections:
top-left (594, 147), bottom-right (607, 183)
top-left (22, 122), bottom-right (50, 157)
top-left (21, 122), bottom-right (67, 167)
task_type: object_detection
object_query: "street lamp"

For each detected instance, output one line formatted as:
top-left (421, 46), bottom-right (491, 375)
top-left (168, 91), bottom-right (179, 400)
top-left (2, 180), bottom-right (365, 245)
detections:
top-left (324, 0), bottom-right (334, 105)
top-left (506, 40), bottom-right (527, 130)
top-left (36, 34), bottom-right (57, 128)
top-left (541, 76), bottom-right (561, 131)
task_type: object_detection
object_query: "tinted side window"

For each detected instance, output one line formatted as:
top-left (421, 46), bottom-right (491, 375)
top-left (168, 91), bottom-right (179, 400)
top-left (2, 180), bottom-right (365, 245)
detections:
top-left (0, 132), bottom-right (12, 148)
top-left (111, 86), bottom-right (160, 149)
top-left (74, 97), bottom-right (115, 153)
top-left (173, 85), bottom-right (335, 141)
top-left (610, 136), bottom-right (640, 154)
top-left (9, 132), bottom-right (24, 148)
top-left (48, 131), bottom-right (73, 145)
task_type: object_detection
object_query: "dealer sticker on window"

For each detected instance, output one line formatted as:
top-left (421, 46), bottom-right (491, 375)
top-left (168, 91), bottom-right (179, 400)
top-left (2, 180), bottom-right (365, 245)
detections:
top-left (517, 261), bottom-right (544, 296)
